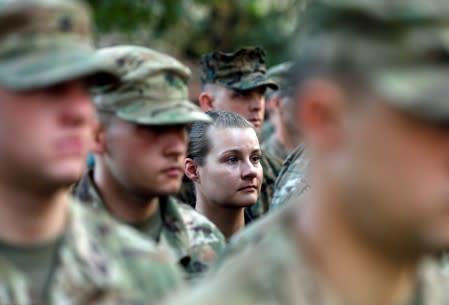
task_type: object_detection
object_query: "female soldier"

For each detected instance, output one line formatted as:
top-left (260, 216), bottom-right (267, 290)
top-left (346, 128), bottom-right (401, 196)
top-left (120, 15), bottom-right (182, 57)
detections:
top-left (184, 111), bottom-right (263, 240)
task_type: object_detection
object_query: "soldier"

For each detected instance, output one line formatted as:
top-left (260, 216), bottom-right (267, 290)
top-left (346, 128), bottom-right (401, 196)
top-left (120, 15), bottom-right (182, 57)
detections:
top-left (163, 1), bottom-right (449, 304)
top-left (184, 110), bottom-right (263, 240)
top-left (262, 62), bottom-right (301, 161)
top-left (0, 1), bottom-right (183, 304)
top-left (72, 45), bottom-right (226, 280)
top-left (177, 47), bottom-right (282, 220)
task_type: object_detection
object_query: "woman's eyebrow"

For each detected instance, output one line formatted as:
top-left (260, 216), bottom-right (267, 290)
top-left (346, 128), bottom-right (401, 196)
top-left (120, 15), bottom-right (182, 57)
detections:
top-left (219, 149), bottom-right (242, 156)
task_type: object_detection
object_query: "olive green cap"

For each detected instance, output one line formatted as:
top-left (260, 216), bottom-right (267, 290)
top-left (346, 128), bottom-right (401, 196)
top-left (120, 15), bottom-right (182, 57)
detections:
top-left (93, 45), bottom-right (212, 125)
top-left (0, 0), bottom-right (114, 91)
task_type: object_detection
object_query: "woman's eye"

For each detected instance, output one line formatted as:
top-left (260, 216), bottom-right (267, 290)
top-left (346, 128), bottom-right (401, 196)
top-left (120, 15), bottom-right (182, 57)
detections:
top-left (226, 156), bottom-right (239, 164)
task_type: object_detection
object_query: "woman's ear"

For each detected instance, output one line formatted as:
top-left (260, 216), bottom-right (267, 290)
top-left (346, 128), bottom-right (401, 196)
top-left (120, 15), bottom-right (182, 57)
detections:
top-left (184, 158), bottom-right (200, 183)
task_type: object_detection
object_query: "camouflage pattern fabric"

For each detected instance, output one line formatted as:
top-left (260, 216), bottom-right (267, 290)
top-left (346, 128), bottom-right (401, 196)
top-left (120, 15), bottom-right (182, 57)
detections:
top-left (176, 152), bottom-right (282, 222)
top-left (0, 199), bottom-right (182, 305)
top-left (200, 47), bottom-right (278, 91)
top-left (72, 171), bottom-right (226, 280)
top-left (258, 120), bottom-right (274, 143)
top-left (0, 0), bottom-right (115, 91)
top-left (163, 203), bottom-right (449, 305)
top-left (93, 45), bottom-right (211, 125)
top-left (261, 134), bottom-right (291, 161)
top-left (270, 144), bottom-right (310, 210)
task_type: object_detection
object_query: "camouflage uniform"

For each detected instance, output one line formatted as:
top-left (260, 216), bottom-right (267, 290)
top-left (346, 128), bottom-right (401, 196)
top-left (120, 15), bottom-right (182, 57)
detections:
top-left (0, 1), bottom-right (182, 304)
top-left (73, 170), bottom-right (226, 280)
top-left (0, 0), bottom-right (112, 91)
top-left (270, 144), bottom-right (310, 210)
top-left (176, 47), bottom-right (283, 221)
top-left (162, 1), bottom-right (449, 304)
top-left (0, 200), bottom-right (182, 305)
top-left (165, 203), bottom-right (449, 305)
top-left (261, 134), bottom-right (290, 161)
top-left (73, 45), bottom-right (226, 279)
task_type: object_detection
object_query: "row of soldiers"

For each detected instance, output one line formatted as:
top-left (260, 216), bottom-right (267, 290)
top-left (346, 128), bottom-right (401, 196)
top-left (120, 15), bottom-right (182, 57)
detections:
top-left (2, 0), bottom-right (449, 305)
top-left (0, 0), bottom-right (284, 303)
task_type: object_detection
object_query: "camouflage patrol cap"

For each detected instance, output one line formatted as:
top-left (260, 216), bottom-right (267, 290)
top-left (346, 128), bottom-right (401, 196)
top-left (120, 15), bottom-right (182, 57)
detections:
top-left (200, 47), bottom-right (279, 91)
top-left (93, 45), bottom-right (212, 125)
top-left (0, 0), bottom-right (113, 91)
top-left (294, 0), bottom-right (449, 122)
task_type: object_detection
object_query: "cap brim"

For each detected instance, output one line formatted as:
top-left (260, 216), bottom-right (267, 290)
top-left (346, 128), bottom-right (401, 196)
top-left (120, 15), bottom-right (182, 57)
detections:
top-left (372, 66), bottom-right (449, 122)
top-left (220, 73), bottom-right (279, 91)
top-left (115, 100), bottom-right (212, 125)
top-left (0, 47), bottom-right (116, 91)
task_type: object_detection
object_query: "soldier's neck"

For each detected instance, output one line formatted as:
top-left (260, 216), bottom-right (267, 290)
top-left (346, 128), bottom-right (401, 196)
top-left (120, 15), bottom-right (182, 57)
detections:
top-left (196, 195), bottom-right (245, 240)
top-left (296, 179), bottom-right (419, 305)
top-left (0, 185), bottom-right (68, 245)
top-left (93, 166), bottom-right (159, 223)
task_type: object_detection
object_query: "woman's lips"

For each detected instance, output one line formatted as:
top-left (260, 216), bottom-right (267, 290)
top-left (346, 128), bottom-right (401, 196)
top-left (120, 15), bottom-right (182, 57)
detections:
top-left (238, 185), bottom-right (258, 192)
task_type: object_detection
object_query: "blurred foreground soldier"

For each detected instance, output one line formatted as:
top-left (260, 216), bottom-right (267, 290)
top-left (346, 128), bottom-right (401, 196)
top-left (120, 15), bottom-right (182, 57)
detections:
top-left (163, 1), bottom-right (449, 305)
top-left (72, 46), bottom-right (226, 280)
top-left (177, 47), bottom-right (282, 220)
top-left (262, 62), bottom-right (301, 161)
top-left (0, 1), bottom-right (182, 304)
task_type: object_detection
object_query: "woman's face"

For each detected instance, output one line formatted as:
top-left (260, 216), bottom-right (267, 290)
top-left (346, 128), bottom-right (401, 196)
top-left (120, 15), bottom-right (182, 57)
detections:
top-left (197, 126), bottom-right (263, 208)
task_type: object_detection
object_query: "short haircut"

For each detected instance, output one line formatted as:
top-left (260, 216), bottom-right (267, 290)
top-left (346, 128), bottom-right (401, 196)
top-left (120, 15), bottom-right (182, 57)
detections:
top-left (187, 110), bottom-right (255, 166)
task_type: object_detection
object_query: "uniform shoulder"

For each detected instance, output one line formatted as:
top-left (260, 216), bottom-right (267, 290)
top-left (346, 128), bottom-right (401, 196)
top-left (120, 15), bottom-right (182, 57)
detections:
top-left (165, 197), bottom-right (226, 277)
top-left (164, 207), bottom-right (300, 305)
top-left (167, 197), bottom-right (226, 247)
top-left (68, 198), bottom-right (183, 301)
top-left (70, 198), bottom-right (182, 270)
top-left (278, 144), bottom-right (306, 178)
top-left (271, 144), bottom-right (310, 210)
top-left (174, 198), bottom-right (217, 227)
top-left (71, 197), bottom-right (158, 250)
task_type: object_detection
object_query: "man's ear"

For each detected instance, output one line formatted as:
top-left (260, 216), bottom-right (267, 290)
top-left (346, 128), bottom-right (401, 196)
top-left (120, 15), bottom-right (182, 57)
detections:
top-left (91, 122), bottom-right (107, 155)
top-left (298, 78), bottom-right (345, 151)
top-left (184, 158), bottom-right (200, 183)
top-left (199, 92), bottom-right (215, 112)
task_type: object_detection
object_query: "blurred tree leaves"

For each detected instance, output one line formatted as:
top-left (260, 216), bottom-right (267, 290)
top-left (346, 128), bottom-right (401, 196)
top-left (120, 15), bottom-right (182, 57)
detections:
top-left (87, 0), bottom-right (301, 65)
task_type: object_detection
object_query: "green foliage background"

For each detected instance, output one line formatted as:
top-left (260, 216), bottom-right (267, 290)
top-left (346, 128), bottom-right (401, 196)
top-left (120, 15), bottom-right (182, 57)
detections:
top-left (87, 0), bottom-right (301, 65)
